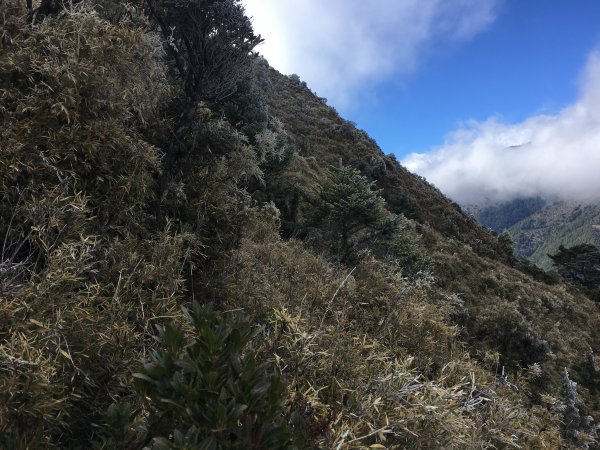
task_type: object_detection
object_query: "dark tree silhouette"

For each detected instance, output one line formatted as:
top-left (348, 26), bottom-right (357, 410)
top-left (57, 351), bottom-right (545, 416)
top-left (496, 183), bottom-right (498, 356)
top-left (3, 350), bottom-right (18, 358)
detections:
top-left (28, 0), bottom-right (82, 21)
top-left (550, 244), bottom-right (600, 297)
top-left (145, 0), bottom-right (263, 136)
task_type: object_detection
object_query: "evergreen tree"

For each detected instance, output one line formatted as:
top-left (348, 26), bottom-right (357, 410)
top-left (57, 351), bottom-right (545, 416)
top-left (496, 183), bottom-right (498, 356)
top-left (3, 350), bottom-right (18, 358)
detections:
top-left (308, 165), bottom-right (391, 261)
top-left (549, 244), bottom-right (600, 297)
top-left (145, 0), bottom-right (263, 136)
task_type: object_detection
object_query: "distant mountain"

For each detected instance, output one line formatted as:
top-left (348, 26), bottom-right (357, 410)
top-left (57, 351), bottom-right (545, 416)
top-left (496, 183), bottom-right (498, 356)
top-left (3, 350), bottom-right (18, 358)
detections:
top-left (470, 198), bottom-right (600, 269)
top-left (467, 197), bottom-right (547, 234)
top-left (507, 201), bottom-right (600, 269)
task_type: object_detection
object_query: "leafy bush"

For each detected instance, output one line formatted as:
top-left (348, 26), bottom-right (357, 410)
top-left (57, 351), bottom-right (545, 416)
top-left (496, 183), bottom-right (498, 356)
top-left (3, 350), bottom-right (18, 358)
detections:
top-left (102, 304), bottom-right (297, 449)
top-left (474, 304), bottom-right (551, 367)
top-left (219, 76), bottom-right (269, 142)
top-left (370, 216), bottom-right (431, 279)
top-left (366, 155), bottom-right (387, 180)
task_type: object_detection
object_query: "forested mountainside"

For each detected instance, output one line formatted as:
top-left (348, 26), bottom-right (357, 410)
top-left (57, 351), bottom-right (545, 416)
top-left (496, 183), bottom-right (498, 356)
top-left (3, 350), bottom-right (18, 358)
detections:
top-left (508, 201), bottom-right (600, 270)
top-left (468, 197), bottom-right (548, 235)
top-left (470, 198), bottom-right (600, 270)
top-left (1, 1), bottom-right (600, 448)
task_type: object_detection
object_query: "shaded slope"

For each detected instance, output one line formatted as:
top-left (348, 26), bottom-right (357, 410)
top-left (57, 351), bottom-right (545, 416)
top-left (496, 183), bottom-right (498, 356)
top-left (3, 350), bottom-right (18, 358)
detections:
top-left (254, 62), bottom-right (600, 427)
top-left (255, 64), bottom-right (515, 265)
top-left (508, 201), bottom-right (600, 269)
top-left (472, 197), bottom-right (547, 233)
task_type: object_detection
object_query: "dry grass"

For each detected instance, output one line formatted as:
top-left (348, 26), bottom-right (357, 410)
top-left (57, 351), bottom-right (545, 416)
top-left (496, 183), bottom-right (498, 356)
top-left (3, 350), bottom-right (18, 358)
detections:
top-left (219, 223), bottom-right (564, 448)
top-left (0, 1), bottom-right (598, 448)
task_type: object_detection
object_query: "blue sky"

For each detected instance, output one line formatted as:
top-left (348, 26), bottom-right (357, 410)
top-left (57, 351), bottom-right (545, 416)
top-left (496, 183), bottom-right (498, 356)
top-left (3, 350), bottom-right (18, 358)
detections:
top-left (346, 0), bottom-right (600, 157)
top-left (245, 0), bottom-right (600, 203)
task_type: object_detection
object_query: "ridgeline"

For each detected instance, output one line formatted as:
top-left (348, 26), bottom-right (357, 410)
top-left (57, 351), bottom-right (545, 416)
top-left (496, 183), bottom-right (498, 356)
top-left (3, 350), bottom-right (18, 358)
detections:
top-left (1, 1), bottom-right (599, 448)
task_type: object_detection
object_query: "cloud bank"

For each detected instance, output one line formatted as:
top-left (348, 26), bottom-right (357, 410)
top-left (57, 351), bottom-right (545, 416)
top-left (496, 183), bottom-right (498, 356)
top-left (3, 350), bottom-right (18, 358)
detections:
top-left (244, 0), bottom-right (498, 108)
top-left (403, 51), bottom-right (600, 204)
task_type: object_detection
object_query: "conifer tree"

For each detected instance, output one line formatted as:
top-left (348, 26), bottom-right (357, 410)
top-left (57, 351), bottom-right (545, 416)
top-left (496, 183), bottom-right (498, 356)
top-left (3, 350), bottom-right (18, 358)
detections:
top-left (309, 165), bottom-right (390, 261)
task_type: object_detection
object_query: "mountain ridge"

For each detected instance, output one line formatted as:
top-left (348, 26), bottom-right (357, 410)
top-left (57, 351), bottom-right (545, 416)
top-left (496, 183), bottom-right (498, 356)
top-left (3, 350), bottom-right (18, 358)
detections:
top-left (1, 2), bottom-right (599, 447)
top-left (469, 196), bottom-right (600, 269)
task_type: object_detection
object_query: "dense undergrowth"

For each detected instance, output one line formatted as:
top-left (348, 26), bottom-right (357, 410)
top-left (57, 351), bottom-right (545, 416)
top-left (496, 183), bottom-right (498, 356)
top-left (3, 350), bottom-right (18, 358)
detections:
top-left (1, 1), bottom-right (599, 448)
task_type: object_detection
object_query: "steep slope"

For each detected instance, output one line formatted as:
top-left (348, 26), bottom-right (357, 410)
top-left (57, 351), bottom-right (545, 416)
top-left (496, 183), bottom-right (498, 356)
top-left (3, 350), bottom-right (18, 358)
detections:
top-left (254, 64), bottom-right (515, 265)
top-left (469, 196), bottom-right (547, 234)
top-left (254, 62), bottom-right (600, 437)
top-left (508, 201), bottom-right (600, 269)
top-left (2, 2), bottom-right (600, 447)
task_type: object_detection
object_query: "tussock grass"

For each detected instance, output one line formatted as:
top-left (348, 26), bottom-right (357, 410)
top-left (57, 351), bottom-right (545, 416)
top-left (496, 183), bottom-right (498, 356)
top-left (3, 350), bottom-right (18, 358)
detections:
top-left (1, 1), bottom-right (598, 447)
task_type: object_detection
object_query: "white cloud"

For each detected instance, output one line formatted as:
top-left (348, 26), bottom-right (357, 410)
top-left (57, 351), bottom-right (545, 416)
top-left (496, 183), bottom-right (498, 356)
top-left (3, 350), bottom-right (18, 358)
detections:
top-left (244, 0), bottom-right (498, 108)
top-left (402, 51), bottom-right (600, 204)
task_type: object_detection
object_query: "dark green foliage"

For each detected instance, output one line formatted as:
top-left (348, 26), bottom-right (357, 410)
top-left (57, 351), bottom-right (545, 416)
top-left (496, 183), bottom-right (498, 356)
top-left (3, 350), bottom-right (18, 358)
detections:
top-left (144, 0), bottom-right (264, 198)
top-left (102, 304), bottom-right (296, 449)
top-left (366, 155), bottom-right (387, 180)
top-left (370, 217), bottom-right (431, 278)
top-left (475, 306), bottom-right (550, 367)
top-left (145, 0), bottom-right (263, 107)
top-left (155, 114), bottom-right (267, 303)
top-left (304, 165), bottom-right (430, 274)
top-left (249, 118), bottom-right (300, 236)
top-left (219, 76), bottom-right (269, 142)
top-left (516, 259), bottom-right (561, 285)
top-left (550, 244), bottom-right (600, 298)
top-left (498, 232), bottom-right (514, 253)
top-left (307, 165), bottom-right (390, 262)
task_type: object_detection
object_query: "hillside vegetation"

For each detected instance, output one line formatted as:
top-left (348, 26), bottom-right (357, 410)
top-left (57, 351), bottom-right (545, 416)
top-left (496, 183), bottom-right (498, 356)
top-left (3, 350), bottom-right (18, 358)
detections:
top-left (508, 202), bottom-right (600, 270)
top-left (1, 1), bottom-right (599, 448)
top-left (469, 198), bottom-right (600, 270)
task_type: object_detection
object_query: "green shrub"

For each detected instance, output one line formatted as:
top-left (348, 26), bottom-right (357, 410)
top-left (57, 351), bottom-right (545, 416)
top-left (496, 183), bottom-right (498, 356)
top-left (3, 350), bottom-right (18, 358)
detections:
top-left (102, 304), bottom-right (298, 449)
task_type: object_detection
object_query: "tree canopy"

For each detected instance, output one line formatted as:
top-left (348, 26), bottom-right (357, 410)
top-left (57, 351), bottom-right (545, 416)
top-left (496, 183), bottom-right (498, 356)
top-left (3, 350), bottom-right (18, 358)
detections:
top-left (550, 243), bottom-right (600, 293)
top-left (146, 0), bottom-right (263, 106)
top-left (308, 165), bottom-right (390, 261)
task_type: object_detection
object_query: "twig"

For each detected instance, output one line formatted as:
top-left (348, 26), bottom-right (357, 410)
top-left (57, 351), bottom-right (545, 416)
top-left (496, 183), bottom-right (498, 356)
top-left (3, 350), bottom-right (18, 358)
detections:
top-left (319, 266), bottom-right (356, 329)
